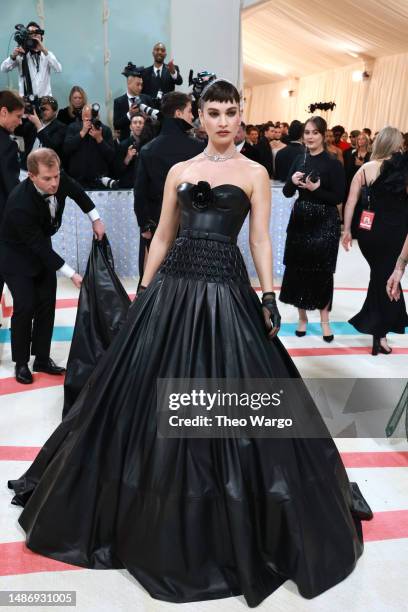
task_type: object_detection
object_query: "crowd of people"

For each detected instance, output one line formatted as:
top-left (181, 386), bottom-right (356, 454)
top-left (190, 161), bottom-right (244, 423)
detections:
top-left (0, 18), bottom-right (407, 611)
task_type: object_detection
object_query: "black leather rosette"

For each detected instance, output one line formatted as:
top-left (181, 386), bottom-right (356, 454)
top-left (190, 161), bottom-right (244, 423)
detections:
top-left (191, 181), bottom-right (214, 210)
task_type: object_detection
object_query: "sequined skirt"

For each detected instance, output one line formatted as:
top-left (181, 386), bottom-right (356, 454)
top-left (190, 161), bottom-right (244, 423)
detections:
top-left (283, 200), bottom-right (341, 272)
top-left (280, 200), bottom-right (341, 310)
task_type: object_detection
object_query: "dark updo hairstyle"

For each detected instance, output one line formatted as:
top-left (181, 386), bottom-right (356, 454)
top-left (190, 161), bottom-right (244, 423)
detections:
top-left (199, 79), bottom-right (240, 109)
top-left (303, 115), bottom-right (327, 147)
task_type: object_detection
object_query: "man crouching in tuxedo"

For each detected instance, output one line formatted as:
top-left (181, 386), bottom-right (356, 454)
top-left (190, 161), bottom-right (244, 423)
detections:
top-left (0, 148), bottom-right (105, 384)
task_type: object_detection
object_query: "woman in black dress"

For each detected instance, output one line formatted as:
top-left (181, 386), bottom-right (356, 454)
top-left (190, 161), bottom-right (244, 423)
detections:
top-left (279, 116), bottom-right (345, 341)
top-left (8, 82), bottom-right (372, 607)
top-left (342, 126), bottom-right (408, 355)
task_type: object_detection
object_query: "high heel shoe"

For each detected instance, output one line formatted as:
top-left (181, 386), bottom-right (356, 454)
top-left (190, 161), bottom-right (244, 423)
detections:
top-left (372, 337), bottom-right (392, 356)
top-left (295, 319), bottom-right (308, 337)
top-left (321, 321), bottom-right (334, 343)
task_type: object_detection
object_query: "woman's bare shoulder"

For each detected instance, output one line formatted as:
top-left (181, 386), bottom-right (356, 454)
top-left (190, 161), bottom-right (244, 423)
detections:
top-left (237, 154), bottom-right (269, 180)
top-left (168, 156), bottom-right (204, 183)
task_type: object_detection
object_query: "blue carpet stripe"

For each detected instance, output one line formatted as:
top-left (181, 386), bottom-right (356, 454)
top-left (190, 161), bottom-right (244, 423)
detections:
top-left (1, 323), bottom-right (407, 343)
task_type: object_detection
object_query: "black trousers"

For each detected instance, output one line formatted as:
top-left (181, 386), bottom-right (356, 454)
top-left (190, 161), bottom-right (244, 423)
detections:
top-left (4, 268), bottom-right (57, 364)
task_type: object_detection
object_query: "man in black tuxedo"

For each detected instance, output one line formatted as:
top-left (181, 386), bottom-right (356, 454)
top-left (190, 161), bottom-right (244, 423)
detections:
top-left (255, 123), bottom-right (274, 177)
top-left (64, 105), bottom-right (115, 188)
top-left (0, 148), bottom-right (105, 384)
top-left (235, 121), bottom-right (259, 161)
top-left (275, 120), bottom-right (305, 182)
top-left (141, 43), bottom-right (182, 101)
top-left (16, 95), bottom-right (66, 169)
top-left (113, 63), bottom-right (155, 141)
top-left (0, 90), bottom-right (24, 312)
top-left (134, 92), bottom-right (204, 277)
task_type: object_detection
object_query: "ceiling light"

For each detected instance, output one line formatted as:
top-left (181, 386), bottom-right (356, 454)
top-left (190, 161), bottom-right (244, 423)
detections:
top-left (352, 70), bottom-right (363, 82)
top-left (347, 51), bottom-right (359, 58)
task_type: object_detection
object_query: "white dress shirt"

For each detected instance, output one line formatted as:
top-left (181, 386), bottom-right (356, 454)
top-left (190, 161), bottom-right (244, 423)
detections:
top-left (1, 51), bottom-right (62, 97)
top-left (33, 184), bottom-right (100, 278)
top-left (154, 65), bottom-right (178, 80)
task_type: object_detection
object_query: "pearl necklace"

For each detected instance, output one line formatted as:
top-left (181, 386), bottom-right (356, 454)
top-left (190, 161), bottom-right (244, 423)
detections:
top-left (203, 148), bottom-right (236, 162)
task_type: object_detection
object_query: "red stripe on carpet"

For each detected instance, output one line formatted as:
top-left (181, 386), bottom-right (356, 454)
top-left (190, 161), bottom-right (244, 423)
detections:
top-left (287, 346), bottom-right (408, 357)
top-left (341, 451), bottom-right (408, 468)
top-left (0, 373), bottom-right (65, 396)
top-left (0, 541), bottom-right (81, 576)
top-left (0, 447), bottom-right (40, 461)
top-left (363, 509), bottom-right (408, 542)
top-left (1, 446), bottom-right (407, 467)
top-left (0, 510), bottom-right (406, 576)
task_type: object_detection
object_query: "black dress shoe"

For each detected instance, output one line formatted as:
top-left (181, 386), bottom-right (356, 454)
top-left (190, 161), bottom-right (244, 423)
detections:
top-left (15, 363), bottom-right (33, 384)
top-left (32, 358), bottom-right (66, 375)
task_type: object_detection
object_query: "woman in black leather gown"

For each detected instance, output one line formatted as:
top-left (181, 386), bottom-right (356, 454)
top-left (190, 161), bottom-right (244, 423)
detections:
top-left (279, 116), bottom-right (345, 342)
top-left (343, 127), bottom-right (408, 355)
top-left (8, 81), bottom-right (372, 608)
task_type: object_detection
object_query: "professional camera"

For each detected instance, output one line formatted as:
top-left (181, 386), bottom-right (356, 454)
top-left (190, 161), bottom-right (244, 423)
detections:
top-left (14, 23), bottom-right (43, 53)
top-left (23, 94), bottom-right (41, 116)
top-left (188, 70), bottom-right (217, 101)
top-left (134, 96), bottom-right (160, 121)
top-left (90, 103), bottom-right (102, 130)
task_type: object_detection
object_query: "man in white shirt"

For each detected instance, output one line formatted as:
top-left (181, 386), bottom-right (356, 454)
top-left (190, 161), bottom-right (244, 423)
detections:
top-left (1, 22), bottom-right (62, 97)
top-left (0, 148), bottom-right (105, 385)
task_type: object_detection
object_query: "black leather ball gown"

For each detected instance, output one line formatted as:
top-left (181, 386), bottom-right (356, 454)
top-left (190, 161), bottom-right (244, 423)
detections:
top-left (8, 181), bottom-right (372, 607)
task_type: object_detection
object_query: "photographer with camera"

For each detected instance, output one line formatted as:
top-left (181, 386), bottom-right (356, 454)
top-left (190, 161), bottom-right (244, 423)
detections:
top-left (17, 95), bottom-right (66, 169)
top-left (1, 22), bottom-right (62, 98)
top-left (114, 114), bottom-right (157, 189)
top-left (57, 86), bottom-right (88, 126)
top-left (63, 104), bottom-right (115, 189)
top-left (113, 63), bottom-right (155, 141)
top-left (133, 91), bottom-right (204, 277)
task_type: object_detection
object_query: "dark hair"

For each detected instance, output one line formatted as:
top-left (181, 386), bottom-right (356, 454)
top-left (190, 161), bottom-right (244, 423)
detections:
top-left (281, 122), bottom-right (289, 129)
top-left (161, 92), bottom-right (191, 118)
top-left (304, 116), bottom-right (327, 138)
top-left (26, 21), bottom-right (42, 30)
top-left (0, 90), bottom-right (24, 112)
top-left (40, 96), bottom-right (58, 111)
top-left (240, 120), bottom-right (245, 129)
top-left (199, 80), bottom-right (240, 109)
top-left (332, 124), bottom-right (345, 135)
top-left (246, 125), bottom-right (259, 134)
top-left (363, 127), bottom-right (372, 136)
top-left (288, 119), bottom-right (304, 141)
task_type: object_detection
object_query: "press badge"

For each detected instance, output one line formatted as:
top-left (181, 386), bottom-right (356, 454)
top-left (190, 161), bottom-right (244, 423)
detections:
top-left (359, 210), bottom-right (375, 231)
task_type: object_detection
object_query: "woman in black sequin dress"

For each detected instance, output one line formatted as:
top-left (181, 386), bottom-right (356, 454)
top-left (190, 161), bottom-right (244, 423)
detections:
top-left (279, 117), bottom-right (345, 341)
top-left (8, 83), bottom-right (371, 607)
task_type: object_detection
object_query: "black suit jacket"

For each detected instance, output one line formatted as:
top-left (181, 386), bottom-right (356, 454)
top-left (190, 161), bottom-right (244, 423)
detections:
top-left (64, 120), bottom-right (115, 186)
top-left (255, 137), bottom-right (274, 178)
top-left (274, 142), bottom-right (305, 182)
top-left (16, 119), bottom-right (67, 169)
top-left (0, 172), bottom-right (95, 277)
top-left (113, 93), bottom-right (154, 141)
top-left (240, 141), bottom-right (259, 162)
top-left (134, 118), bottom-right (205, 229)
top-left (0, 126), bottom-right (20, 221)
top-left (141, 64), bottom-right (182, 98)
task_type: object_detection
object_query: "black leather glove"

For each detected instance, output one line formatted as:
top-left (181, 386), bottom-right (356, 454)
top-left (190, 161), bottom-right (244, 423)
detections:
top-left (262, 291), bottom-right (281, 338)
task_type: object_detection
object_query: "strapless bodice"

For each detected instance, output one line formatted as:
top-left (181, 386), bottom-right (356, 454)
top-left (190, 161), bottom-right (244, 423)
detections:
top-left (177, 182), bottom-right (250, 243)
